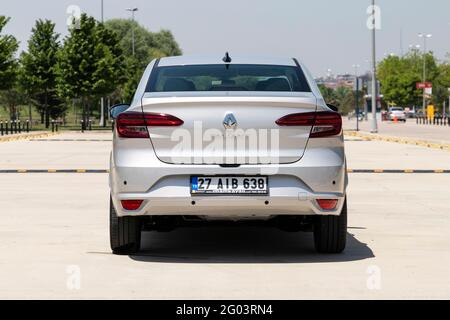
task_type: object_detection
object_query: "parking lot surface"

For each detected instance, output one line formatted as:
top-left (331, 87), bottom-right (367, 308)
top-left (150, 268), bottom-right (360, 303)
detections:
top-left (0, 131), bottom-right (449, 299)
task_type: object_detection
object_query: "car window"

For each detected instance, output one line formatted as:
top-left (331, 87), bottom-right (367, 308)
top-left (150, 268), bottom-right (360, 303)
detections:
top-left (146, 64), bottom-right (311, 92)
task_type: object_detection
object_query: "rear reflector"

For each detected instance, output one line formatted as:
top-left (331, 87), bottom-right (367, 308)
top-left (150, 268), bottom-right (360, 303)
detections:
top-left (117, 112), bottom-right (184, 138)
top-left (276, 111), bottom-right (342, 138)
top-left (121, 200), bottom-right (144, 211)
top-left (316, 199), bottom-right (338, 210)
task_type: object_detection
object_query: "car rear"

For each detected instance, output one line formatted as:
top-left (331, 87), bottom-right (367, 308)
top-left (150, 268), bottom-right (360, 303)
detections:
top-left (389, 107), bottom-right (406, 121)
top-left (109, 55), bottom-right (348, 254)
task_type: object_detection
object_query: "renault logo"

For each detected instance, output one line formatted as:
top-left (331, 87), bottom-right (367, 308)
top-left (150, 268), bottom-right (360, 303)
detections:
top-left (223, 113), bottom-right (237, 129)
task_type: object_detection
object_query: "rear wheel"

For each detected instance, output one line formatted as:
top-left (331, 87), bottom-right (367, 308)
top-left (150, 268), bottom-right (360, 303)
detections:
top-left (313, 199), bottom-right (347, 253)
top-left (110, 197), bottom-right (142, 255)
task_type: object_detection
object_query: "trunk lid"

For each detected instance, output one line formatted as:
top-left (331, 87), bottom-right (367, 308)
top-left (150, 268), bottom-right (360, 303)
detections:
top-left (140, 92), bottom-right (317, 165)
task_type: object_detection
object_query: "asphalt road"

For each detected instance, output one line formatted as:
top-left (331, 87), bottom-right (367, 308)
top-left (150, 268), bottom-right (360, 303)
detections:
top-left (0, 131), bottom-right (449, 299)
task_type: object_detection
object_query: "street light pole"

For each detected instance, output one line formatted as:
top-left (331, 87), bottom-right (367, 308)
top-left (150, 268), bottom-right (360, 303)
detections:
top-left (418, 33), bottom-right (432, 113)
top-left (126, 8), bottom-right (138, 56)
top-left (353, 64), bottom-right (360, 131)
top-left (370, 0), bottom-right (378, 133)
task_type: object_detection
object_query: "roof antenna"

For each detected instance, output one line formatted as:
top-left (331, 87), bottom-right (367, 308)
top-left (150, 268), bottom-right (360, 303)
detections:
top-left (222, 52), bottom-right (232, 63)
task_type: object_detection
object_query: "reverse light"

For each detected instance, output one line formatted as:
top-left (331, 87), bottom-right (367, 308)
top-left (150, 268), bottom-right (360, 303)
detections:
top-left (117, 112), bottom-right (184, 138)
top-left (316, 199), bottom-right (338, 210)
top-left (276, 111), bottom-right (342, 138)
top-left (121, 200), bottom-right (144, 211)
top-left (310, 112), bottom-right (342, 138)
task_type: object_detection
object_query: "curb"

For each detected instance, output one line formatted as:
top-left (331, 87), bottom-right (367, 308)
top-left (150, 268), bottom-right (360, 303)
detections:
top-left (0, 169), bottom-right (109, 173)
top-left (344, 131), bottom-right (450, 151)
top-left (30, 139), bottom-right (112, 142)
top-left (0, 132), bottom-right (60, 143)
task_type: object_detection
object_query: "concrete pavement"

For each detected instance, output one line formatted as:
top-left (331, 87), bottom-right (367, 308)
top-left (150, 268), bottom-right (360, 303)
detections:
top-left (0, 131), bottom-right (449, 299)
top-left (1, 131), bottom-right (449, 171)
top-left (0, 132), bottom-right (111, 170)
top-left (344, 118), bottom-right (450, 144)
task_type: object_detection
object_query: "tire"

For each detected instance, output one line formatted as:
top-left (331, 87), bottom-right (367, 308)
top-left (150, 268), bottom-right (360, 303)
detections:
top-left (110, 197), bottom-right (142, 255)
top-left (313, 199), bottom-right (347, 253)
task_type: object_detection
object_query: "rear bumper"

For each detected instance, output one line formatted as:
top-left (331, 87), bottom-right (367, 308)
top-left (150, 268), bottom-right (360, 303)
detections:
top-left (111, 176), bottom-right (346, 218)
top-left (110, 137), bottom-right (347, 218)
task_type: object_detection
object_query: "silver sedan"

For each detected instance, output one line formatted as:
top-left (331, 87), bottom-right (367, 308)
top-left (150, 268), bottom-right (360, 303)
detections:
top-left (109, 54), bottom-right (348, 254)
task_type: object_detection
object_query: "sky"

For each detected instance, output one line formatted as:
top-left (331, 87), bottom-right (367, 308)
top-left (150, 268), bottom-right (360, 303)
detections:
top-left (2, 0), bottom-right (449, 77)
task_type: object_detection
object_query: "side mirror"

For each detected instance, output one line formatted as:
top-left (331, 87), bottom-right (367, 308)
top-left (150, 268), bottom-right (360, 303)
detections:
top-left (109, 104), bottom-right (130, 119)
top-left (326, 104), bottom-right (338, 112)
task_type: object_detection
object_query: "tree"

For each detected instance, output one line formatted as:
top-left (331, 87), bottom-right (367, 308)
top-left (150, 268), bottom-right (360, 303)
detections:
top-left (0, 16), bottom-right (18, 91)
top-left (318, 84), bottom-right (338, 106)
top-left (56, 14), bottom-right (125, 123)
top-left (378, 50), bottom-right (439, 108)
top-left (433, 62), bottom-right (450, 111)
top-left (0, 16), bottom-right (20, 120)
top-left (334, 86), bottom-right (354, 115)
top-left (0, 79), bottom-right (27, 120)
top-left (318, 83), bottom-right (366, 115)
top-left (92, 23), bottom-right (126, 98)
top-left (105, 19), bottom-right (182, 102)
top-left (20, 19), bottom-right (63, 127)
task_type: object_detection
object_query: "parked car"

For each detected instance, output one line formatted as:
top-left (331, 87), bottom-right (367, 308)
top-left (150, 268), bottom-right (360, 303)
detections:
top-left (388, 107), bottom-right (406, 122)
top-left (404, 108), bottom-right (416, 118)
top-left (109, 54), bottom-right (348, 254)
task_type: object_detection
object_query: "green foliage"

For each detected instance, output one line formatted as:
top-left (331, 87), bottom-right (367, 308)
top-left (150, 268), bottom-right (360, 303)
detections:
top-left (433, 62), bottom-right (450, 109)
top-left (0, 16), bottom-right (22, 120)
top-left (105, 19), bottom-right (182, 102)
top-left (318, 84), bottom-right (337, 105)
top-left (1, 14), bottom-right (183, 124)
top-left (318, 84), bottom-right (363, 115)
top-left (20, 19), bottom-right (64, 126)
top-left (0, 80), bottom-right (27, 119)
top-left (0, 16), bottom-right (19, 91)
top-left (92, 23), bottom-right (126, 96)
top-left (378, 50), bottom-right (442, 108)
top-left (56, 14), bottom-right (126, 121)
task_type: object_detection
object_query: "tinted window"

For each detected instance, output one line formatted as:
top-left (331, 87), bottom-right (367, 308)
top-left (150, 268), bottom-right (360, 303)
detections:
top-left (146, 64), bottom-right (311, 92)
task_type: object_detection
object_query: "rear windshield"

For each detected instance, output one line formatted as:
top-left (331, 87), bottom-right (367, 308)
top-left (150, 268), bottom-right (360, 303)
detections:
top-left (146, 64), bottom-right (311, 92)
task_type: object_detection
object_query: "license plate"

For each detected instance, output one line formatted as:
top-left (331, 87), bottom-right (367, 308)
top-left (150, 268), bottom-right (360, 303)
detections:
top-left (191, 176), bottom-right (268, 195)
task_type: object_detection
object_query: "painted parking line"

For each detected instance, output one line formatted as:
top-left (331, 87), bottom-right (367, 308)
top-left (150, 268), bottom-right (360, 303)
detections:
top-left (0, 169), bottom-right (449, 174)
top-left (0, 169), bottom-right (110, 173)
top-left (348, 169), bottom-right (450, 173)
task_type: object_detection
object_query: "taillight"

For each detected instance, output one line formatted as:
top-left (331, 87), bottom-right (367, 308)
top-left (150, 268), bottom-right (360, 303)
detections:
top-left (121, 200), bottom-right (144, 211)
top-left (116, 112), bottom-right (184, 138)
top-left (275, 113), bottom-right (315, 126)
top-left (276, 111), bottom-right (342, 138)
top-left (116, 112), bottom-right (149, 138)
top-left (316, 199), bottom-right (338, 210)
top-left (310, 112), bottom-right (342, 138)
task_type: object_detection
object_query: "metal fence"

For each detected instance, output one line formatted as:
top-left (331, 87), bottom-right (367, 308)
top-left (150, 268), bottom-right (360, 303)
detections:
top-left (416, 116), bottom-right (450, 126)
top-left (0, 120), bottom-right (30, 136)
